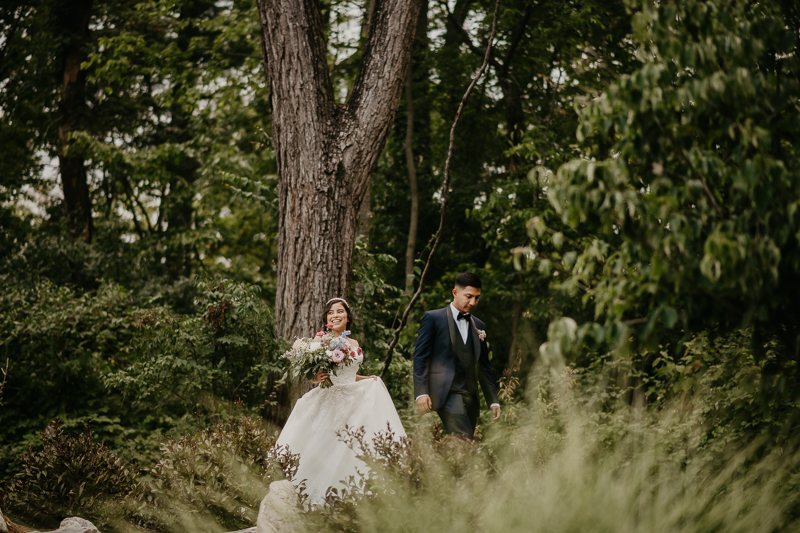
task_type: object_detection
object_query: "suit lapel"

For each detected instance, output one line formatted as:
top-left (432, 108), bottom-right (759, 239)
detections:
top-left (445, 307), bottom-right (458, 354)
top-left (468, 316), bottom-right (481, 362)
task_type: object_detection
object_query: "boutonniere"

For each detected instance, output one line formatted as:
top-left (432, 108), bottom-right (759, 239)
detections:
top-left (478, 329), bottom-right (486, 341)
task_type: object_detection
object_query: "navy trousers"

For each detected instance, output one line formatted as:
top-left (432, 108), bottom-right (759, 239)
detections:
top-left (437, 391), bottom-right (478, 439)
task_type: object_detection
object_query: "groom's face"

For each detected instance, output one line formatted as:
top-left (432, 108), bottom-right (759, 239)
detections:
top-left (452, 285), bottom-right (481, 313)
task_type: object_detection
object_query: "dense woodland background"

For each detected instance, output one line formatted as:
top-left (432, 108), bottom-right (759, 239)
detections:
top-left (2, 0), bottom-right (800, 531)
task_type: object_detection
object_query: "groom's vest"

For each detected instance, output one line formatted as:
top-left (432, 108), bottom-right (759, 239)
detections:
top-left (450, 323), bottom-right (477, 397)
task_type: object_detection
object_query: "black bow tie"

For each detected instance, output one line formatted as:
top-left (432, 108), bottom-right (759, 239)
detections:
top-left (457, 312), bottom-right (470, 321)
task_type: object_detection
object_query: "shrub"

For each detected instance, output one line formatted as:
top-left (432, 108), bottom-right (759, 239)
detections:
top-left (140, 416), bottom-right (297, 532)
top-left (2, 421), bottom-right (140, 528)
top-left (0, 280), bottom-right (149, 477)
top-left (105, 279), bottom-right (282, 418)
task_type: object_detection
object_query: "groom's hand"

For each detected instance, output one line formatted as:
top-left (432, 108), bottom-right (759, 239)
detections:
top-left (491, 405), bottom-right (501, 422)
top-left (416, 395), bottom-right (432, 413)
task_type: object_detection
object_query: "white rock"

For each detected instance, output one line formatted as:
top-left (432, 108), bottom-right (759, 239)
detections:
top-left (31, 517), bottom-right (100, 533)
top-left (0, 508), bottom-right (7, 533)
top-left (256, 480), bottom-right (301, 533)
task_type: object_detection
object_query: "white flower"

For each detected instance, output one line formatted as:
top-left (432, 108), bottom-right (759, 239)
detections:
top-left (478, 329), bottom-right (487, 341)
top-left (309, 341), bottom-right (322, 351)
top-left (292, 339), bottom-right (303, 350)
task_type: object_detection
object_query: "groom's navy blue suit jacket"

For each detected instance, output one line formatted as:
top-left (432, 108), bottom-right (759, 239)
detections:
top-left (413, 307), bottom-right (499, 412)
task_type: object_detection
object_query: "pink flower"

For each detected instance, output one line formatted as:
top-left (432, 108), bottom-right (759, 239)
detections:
top-left (350, 350), bottom-right (357, 359)
top-left (331, 349), bottom-right (346, 363)
top-left (315, 331), bottom-right (324, 337)
top-left (357, 347), bottom-right (362, 355)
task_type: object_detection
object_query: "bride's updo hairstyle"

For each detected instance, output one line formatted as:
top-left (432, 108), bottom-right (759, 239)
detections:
top-left (322, 297), bottom-right (353, 330)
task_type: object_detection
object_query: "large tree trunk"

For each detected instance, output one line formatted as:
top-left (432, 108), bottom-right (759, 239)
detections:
top-left (257, 0), bottom-right (421, 340)
top-left (57, 0), bottom-right (94, 243)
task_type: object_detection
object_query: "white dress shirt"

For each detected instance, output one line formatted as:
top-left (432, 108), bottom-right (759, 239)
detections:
top-left (450, 302), bottom-right (469, 343)
top-left (416, 303), bottom-right (500, 409)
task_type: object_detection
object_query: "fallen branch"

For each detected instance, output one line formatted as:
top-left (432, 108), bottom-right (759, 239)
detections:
top-left (380, 0), bottom-right (501, 378)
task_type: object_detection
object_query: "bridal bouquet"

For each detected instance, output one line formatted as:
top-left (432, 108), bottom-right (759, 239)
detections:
top-left (281, 326), bottom-right (359, 388)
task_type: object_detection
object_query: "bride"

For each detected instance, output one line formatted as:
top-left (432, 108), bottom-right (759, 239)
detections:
top-left (276, 297), bottom-right (406, 507)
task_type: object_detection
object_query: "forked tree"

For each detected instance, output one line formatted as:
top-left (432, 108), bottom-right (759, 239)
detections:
top-left (257, 0), bottom-right (422, 339)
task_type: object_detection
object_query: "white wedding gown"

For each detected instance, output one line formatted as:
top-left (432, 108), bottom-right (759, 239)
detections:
top-left (276, 350), bottom-right (406, 507)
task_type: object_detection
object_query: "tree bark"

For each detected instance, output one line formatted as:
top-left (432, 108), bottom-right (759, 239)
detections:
top-left (257, 0), bottom-right (421, 340)
top-left (57, 0), bottom-right (94, 243)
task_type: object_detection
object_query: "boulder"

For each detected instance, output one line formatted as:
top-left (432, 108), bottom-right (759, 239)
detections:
top-left (256, 481), bottom-right (301, 533)
top-left (31, 517), bottom-right (99, 533)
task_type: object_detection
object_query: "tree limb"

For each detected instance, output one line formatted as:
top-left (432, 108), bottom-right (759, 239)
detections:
top-left (381, 0), bottom-right (502, 378)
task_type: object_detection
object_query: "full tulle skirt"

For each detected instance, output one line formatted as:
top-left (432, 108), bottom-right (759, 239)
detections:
top-left (275, 377), bottom-right (406, 507)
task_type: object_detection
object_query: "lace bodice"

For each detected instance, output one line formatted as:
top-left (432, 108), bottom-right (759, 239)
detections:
top-left (329, 348), bottom-right (363, 385)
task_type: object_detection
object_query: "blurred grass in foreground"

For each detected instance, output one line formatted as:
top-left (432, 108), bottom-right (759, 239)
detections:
top-left (5, 353), bottom-right (800, 533)
top-left (306, 361), bottom-right (800, 533)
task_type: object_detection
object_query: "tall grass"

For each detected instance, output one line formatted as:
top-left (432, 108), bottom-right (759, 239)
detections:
top-left (5, 365), bottom-right (799, 533)
top-left (306, 366), bottom-right (800, 533)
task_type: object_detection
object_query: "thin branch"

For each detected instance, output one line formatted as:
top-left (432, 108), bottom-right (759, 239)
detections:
top-left (121, 186), bottom-right (145, 239)
top-left (681, 151), bottom-right (723, 217)
top-left (439, 0), bottom-right (503, 72)
top-left (439, 0), bottom-right (534, 118)
top-left (193, 244), bottom-right (209, 274)
top-left (500, 4), bottom-right (533, 76)
top-left (404, 63), bottom-right (419, 294)
top-left (0, 358), bottom-right (8, 405)
top-left (121, 174), bottom-right (155, 234)
top-left (381, 0), bottom-right (502, 378)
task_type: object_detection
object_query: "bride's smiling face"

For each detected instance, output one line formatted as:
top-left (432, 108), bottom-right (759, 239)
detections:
top-left (326, 303), bottom-right (348, 333)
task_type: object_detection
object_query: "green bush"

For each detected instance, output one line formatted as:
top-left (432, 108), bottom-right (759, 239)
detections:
top-left (542, 0), bottom-right (800, 381)
top-left (0, 280), bottom-right (150, 477)
top-left (104, 279), bottom-right (282, 418)
top-left (137, 416), bottom-right (296, 532)
top-left (2, 421), bottom-right (140, 528)
top-left (1, 277), bottom-right (284, 485)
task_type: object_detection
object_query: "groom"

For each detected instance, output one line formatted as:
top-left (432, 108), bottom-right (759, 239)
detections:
top-left (413, 272), bottom-right (500, 439)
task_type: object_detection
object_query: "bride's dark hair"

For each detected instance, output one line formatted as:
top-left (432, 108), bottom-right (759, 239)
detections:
top-left (322, 298), bottom-right (353, 330)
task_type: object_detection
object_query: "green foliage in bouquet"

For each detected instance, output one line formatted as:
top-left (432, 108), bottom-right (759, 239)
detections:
top-left (281, 330), bottom-right (358, 388)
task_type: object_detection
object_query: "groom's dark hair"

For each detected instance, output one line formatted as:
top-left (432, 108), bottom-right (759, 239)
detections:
top-left (454, 272), bottom-right (482, 289)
